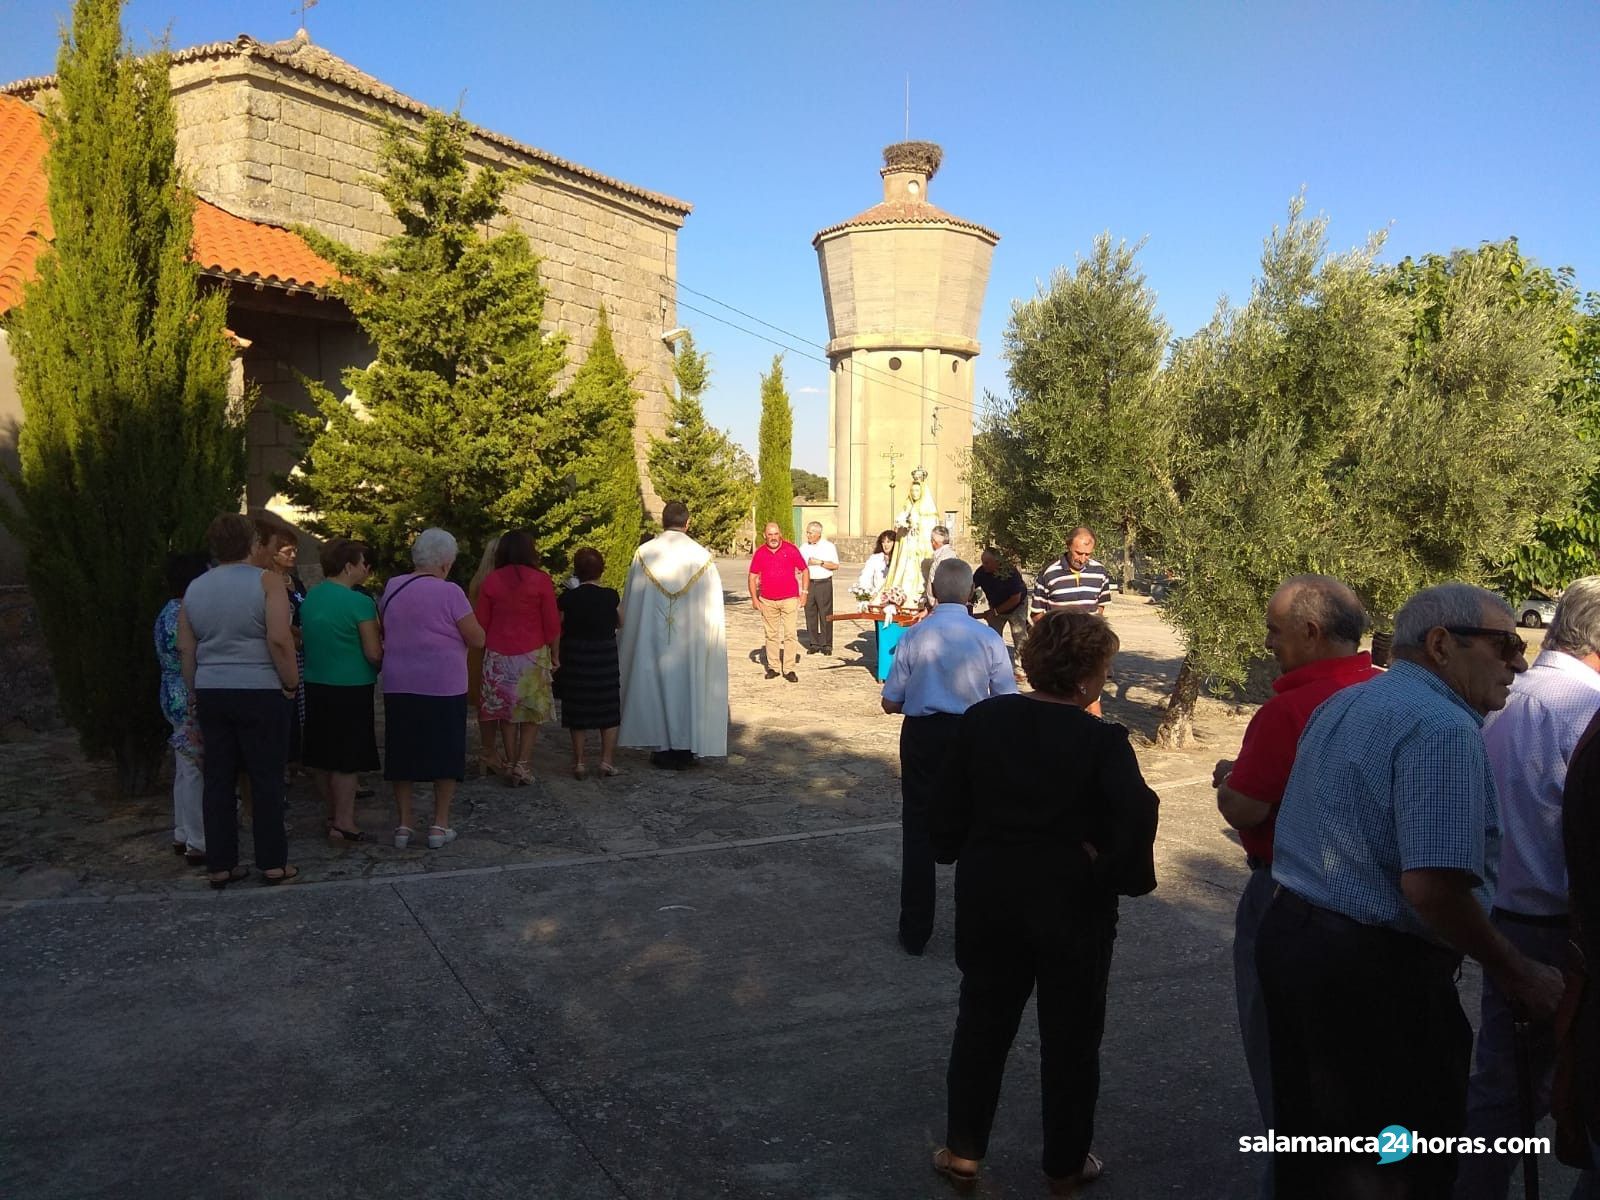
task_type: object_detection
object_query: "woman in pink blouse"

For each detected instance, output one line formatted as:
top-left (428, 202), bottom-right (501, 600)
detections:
top-left (473, 529), bottom-right (561, 785)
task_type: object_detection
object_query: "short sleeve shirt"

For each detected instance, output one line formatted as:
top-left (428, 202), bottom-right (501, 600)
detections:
top-left (1226, 653), bottom-right (1381, 862)
top-left (1271, 660), bottom-right (1499, 941)
top-left (558, 585), bottom-right (621, 640)
top-left (749, 541), bottom-right (807, 601)
top-left (803, 539), bottom-right (839, 580)
top-left (1031, 556), bottom-right (1113, 613)
top-left (378, 574), bottom-right (473, 696)
top-left (301, 581), bottom-right (379, 687)
top-left (972, 566), bottom-right (1027, 612)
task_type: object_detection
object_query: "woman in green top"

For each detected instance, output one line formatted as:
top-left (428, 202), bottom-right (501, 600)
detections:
top-left (301, 538), bottom-right (383, 841)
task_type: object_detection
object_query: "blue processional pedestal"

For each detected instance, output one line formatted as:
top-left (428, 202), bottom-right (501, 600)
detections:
top-left (875, 617), bottom-right (906, 682)
top-left (826, 609), bottom-right (911, 681)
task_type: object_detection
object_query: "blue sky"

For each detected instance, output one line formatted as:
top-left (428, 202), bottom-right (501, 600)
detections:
top-left (5, 0), bottom-right (1598, 473)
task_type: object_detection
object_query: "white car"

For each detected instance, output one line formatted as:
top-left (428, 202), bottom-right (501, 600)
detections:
top-left (1515, 596), bottom-right (1557, 629)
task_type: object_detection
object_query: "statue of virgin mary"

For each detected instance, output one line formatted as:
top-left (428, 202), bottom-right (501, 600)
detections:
top-left (880, 466), bottom-right (939, 606)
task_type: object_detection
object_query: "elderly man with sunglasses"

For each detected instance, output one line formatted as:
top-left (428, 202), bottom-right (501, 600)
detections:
top-left (1458, 578), bottom-right (1600, 1200)
top-left (1256, 583), bottom-right (1565, 1200)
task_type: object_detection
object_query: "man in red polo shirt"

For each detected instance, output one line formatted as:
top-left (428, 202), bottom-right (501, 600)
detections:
top-left (748, 521), bottom-right (808, 682)
top-left (1212, 574), bottom-right (1380, 1188)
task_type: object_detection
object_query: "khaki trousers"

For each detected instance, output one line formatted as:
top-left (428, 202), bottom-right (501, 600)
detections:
top-left (759, 595), bottom-right (800, 669)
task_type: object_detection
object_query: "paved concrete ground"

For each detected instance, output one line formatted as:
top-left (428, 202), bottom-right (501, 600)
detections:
top-left (0, 570), bottom-right (1574, 1197)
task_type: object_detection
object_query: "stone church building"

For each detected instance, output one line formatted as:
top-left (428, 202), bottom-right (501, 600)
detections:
top-left (0, 31), bottom-right (691, 582)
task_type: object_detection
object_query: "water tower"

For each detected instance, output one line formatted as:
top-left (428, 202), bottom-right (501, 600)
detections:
top-left (812, 141), bottom-right (998, 550)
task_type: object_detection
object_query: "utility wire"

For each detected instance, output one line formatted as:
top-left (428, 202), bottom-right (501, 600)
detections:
top-left (672, 298), bottom-right (993, 424)
top-left (668, 277), bottom-right (998, 421)
top-left (672, 278), bottom-right (995, 420)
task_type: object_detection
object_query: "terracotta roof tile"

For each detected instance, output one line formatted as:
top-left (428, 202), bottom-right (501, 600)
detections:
top-left (0, 94), bottom-right (336, 315)
top-left (3, 33), bottom-right (692, 218)
top-left (190, 201), bottom-right (337, 290)
top-left (812, 198), bottom-right (999, 245)
top-left (0, 94), bottom-right (51, 312)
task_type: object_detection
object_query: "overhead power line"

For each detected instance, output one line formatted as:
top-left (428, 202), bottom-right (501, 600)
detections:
top-left (667, 277), bottom-right (997, 423)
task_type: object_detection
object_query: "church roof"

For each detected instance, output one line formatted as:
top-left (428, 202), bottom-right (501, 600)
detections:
top-left (811, 199), bottom-right (999, 245)
top-left (2, 33), bottom-right (693, 217)
top-left (0, 94), bottom-right (49, 311)
top-left (0, 94), bottom-right (337, 315)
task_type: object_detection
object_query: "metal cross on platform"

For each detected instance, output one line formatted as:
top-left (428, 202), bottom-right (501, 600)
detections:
top-left (291, 0), bottom-right (320, 34)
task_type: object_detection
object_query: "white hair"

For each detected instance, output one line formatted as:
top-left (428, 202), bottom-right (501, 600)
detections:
top-left (806, 521), bottom-right (823, 534)
top-left (1392, 583), bottom-right (1511, 648)
top-left (410, 527), bottom-right (459, 573)
top-left (931, 557), bottom-right (974, 604)
top-left (1547, 576), bottom-right (1600, 657)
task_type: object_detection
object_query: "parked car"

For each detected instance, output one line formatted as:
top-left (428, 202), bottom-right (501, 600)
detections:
top-left (1515, 596), bottom-right (1557, 628)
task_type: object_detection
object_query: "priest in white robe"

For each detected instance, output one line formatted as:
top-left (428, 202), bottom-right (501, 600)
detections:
top-left (618, 500), bottom-right (729, 767)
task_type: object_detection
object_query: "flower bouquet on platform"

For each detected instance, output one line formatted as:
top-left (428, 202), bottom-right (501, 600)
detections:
top-left (850, 585), bottom-right (875, 611)
top-left (877, 586), bottom-right (908, 620)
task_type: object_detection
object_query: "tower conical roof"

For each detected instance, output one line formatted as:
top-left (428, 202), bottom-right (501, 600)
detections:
top-left (812, 141), bottom-right (997, 246)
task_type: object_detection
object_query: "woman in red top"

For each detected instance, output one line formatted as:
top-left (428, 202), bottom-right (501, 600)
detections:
top-left (473, 529), bottom-right (560, 785)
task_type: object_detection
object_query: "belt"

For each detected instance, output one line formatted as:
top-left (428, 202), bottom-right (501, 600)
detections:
top-left (1491, 906), bottom-right (1569, 929)
top-left (1273, 887), bottom-right (1462, 974)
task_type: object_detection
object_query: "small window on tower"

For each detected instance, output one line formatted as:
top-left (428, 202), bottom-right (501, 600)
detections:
top-left (888, 357), bottom-right (902, 371)
top-left (951, 360), bottom-right (959, 373)
top-left (907, 180), bottom-right (921, 196)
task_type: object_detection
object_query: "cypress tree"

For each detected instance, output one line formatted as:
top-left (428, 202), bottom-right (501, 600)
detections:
top-left (2, 0), bottom-right (242, 794)
top-left (568, 308), bottom-right (645, 590)
top-left (754, 355), bottom-right (794, 540)
top-left (646, 331), bottom-right (752, 552)
top-left (284, 110), bottom-right (575, 578)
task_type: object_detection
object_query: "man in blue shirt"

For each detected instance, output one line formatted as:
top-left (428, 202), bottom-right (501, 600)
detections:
top-left (1259, 583), bottom-right (1564, 1199)
top-left (1459, 578), bottom-right (1600, 1200)
top-left (882, 558), bottom-right (1017, 955)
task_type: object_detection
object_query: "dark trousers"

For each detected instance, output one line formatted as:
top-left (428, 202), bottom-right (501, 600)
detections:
top-left (1258, 888), bottom-right (1471, 1200)
top-left (946, 885), bottom-right (1117, 1178)
top-left (804, 576), bottom-right (834, 653)
top-left (1460, 911), bottom-right (1593, 1200)
top-left (198, 688), bottom-right (292, 873)
top-left (899, 713), bottom-right (959, 948)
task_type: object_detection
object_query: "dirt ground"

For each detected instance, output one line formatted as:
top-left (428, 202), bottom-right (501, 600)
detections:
top-left (0, 561), bottom-right (1278, 903)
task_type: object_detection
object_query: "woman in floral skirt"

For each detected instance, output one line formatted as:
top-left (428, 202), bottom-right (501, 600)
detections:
top-left (473, 529), bottom-right (560, 785)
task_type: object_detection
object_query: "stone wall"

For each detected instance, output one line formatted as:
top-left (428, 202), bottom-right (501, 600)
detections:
top-left (168, 53), bottom-right (686, 514)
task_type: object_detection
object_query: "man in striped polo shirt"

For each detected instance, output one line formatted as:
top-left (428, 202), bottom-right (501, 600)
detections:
top-left (1031, 526), bottom-right (1112, 620)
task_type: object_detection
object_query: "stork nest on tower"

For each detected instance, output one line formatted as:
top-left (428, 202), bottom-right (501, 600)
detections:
top-left (881, 141), bottom-right (943, 179)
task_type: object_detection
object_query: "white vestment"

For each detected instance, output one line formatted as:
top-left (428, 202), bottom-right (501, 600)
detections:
top-left (617, 530), bottom-right (729, 757)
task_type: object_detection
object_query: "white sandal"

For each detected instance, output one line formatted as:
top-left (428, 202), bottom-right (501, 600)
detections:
top-left (393, 825), bottom-right (413, 849)
top-left (427, 825), bottom-right (457, 850)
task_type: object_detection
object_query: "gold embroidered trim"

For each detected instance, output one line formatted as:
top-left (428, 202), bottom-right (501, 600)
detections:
top-left (637, 554), bottom-right (713, 643)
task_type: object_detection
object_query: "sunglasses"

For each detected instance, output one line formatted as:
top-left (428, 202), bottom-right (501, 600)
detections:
top-left (1444, 626), bottom-right (1527, 662)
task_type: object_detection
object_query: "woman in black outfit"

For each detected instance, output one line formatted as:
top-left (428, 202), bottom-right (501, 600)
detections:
top-left (555, 546), bottom-right (622, 779)
top-left (930, 610), bottom-right (1159, 1197)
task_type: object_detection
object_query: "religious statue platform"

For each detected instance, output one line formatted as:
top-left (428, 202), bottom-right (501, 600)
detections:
top-left (828, 608), bottom-right (923, 682)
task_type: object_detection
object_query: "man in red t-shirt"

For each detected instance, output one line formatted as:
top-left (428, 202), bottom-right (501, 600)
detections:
top-left (1212, 574), bottom-right (1380, 1172)
top-left (748, 522), bottom-right (807, 682)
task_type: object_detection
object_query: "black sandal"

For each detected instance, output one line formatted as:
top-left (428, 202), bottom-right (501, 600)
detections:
top-left (261, 865), bottom-right (301, 885)
top-left (208, 866), bottom-right (249, 889)
top-left (326, 827), bottom-right (366, 843)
